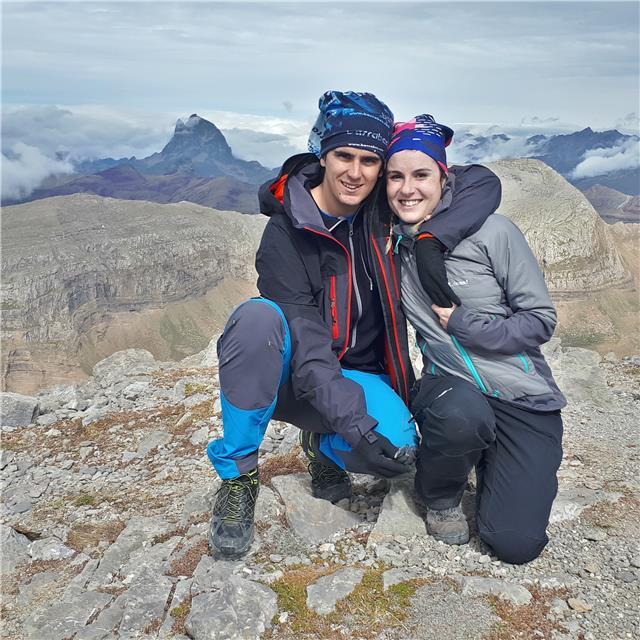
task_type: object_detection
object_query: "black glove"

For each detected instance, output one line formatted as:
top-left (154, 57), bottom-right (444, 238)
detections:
top-left (336, 431), bottom-right (413, 478)
top-left (415, 236), bottom-right (461, 308)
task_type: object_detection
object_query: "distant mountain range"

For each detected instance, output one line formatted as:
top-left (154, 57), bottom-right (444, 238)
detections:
top-left (77, 114), bottom-right (275, 184)
top-left (455, 127), bottom-right (639, 195)
top-left (5, 114), bottom-right (639, 217)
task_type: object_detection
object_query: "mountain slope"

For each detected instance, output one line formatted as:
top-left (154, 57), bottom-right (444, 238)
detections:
top-left (77, 114), bottom-right (275, 184)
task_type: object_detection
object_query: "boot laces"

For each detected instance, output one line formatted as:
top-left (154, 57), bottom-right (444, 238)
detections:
top-left (217, 477), bottom-right (258, 524)
top-left (308, 460), bottom-right (347, 487)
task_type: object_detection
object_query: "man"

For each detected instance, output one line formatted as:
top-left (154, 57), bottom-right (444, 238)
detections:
top-left (207, 91), bottom-right (501, 557)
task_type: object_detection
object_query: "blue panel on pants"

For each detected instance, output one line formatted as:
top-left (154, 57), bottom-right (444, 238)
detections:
top-left (319, 369), bottom-right (418, 469)
top-left (208, 297), bottom-right (292, 479)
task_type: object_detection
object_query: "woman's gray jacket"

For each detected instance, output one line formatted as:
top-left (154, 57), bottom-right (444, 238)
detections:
top-left (397, 200), bottom-right (567, 412)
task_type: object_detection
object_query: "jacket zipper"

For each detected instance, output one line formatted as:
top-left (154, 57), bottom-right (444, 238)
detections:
top-left (348, 222), bottom-right (363, 348)
top-left (329, 275), bottom-right (339, 340)
top-left (450, 335), bottom-right (489, 394)
top-left (517, 353), bottom-right (530, 373)
top-left (371, 235), bottom-right (410, 403)
top-left (303, 226), bottom-right (352, 359)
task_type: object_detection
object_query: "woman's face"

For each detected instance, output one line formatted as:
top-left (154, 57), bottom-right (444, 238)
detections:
top-left (386, 150), bottom-right (445, 224)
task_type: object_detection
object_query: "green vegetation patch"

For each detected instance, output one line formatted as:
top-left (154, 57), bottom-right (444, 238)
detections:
top-left (267, 566), bottom-right (427, 639)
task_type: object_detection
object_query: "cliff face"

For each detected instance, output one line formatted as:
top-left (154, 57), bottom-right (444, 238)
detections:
top-left (1, 194), bottom-right (265, 392)
top-left (486, 159), bottom-right (630, 294)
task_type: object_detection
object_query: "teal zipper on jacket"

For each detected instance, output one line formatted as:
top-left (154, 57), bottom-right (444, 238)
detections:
top-left (451, 335), bottom-right (488, 393)
top-left (517, 353), bottom-right (530, 373)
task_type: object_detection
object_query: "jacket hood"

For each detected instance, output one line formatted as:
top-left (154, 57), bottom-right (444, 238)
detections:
top-left (258, 153), bottom-right (324, 224)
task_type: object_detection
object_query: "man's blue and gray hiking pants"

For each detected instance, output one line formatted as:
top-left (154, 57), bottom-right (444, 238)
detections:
top-left (207, 298), bottom-right (418, 480)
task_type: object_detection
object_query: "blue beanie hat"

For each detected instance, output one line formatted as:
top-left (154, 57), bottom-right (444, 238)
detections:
top-left (308, 90), bottom-right (394, 159)
top-left (386, 114), bottom-right (454, 174)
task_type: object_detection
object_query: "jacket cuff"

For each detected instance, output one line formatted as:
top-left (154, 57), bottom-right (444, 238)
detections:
top-left (342, 415), bottom-right (378, 448)
top-left (446, 305), bottom-right (466, 335)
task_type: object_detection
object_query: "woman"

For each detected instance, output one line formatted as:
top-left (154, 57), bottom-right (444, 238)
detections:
top-left (385, 115), bottom-right (566, 564)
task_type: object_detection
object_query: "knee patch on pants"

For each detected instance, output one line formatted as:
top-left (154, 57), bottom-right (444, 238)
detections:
top-left (417, 382), bottom-right (496, 457)
top-left (218, 299), bottom-right (290, 410)
top-left (479, 527), bottom-right (548, 565)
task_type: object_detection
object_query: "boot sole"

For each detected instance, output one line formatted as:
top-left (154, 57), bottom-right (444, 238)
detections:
top-left (426, 528), bottom-right (470, 545)
top-left (311, 482), bottom-right (352, 504)
top-left (208, 527), bottom-right (254, 557)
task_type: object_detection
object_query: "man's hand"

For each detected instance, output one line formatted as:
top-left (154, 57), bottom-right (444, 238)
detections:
top-left (338, 432), bottom-right (412, 478)
top-left (415, 236), bottom-right (461, 308)
top-left (432, 303), bottom-right (457, 330)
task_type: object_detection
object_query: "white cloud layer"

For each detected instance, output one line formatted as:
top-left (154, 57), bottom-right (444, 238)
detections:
top-left (1, 143), bottom-right (74, 200)
top-left (571, 138), bottom-right (640, 179)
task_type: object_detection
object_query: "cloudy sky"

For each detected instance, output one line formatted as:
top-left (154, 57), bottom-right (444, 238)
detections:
top-left (2, 1), bottom-right (639, 196)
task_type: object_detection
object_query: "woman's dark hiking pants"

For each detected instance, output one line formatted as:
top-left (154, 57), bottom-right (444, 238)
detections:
top-left (412, 374), bottom-right (563, 565)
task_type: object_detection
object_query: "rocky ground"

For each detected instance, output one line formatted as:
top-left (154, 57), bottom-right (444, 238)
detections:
top-left (1, 338), bottom-right (639, 640)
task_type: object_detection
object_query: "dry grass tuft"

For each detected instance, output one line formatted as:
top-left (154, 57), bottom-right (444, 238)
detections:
top-left (260, 450), bottom-right (306, 487)
top-left (67, 520), bottom-right (126, 552)
top-left (582, 494), bottom-right (640, 535)
top-left (167, 539), bottom-right (209, 578)
top-left (485, 586), bottom-right (569, 640)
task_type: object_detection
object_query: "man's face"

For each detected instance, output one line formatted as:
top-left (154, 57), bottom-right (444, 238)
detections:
top-left (314, 147), bottom-right (383, 217)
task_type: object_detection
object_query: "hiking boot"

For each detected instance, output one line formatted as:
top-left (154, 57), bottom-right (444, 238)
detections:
top-left (208, 468), bottom-right (259, 557)
top-left (300, 431), bottom-right (352, 504)
top-left (426, 504), bottom-right (470, 545)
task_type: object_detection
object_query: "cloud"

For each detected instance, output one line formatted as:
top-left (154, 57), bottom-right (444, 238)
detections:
top-left (221, 128), bottom-right (306, 168)
top-left (1, 105), bottom-right (172, 162)
top-left (615, 112), bottom-right (639, 134)
top-left (1, 143), bottom-right (74, 200)
top-left (571, 138), bottom-right (640, 179)
top-left (2, 105), bottom-right (312, 173)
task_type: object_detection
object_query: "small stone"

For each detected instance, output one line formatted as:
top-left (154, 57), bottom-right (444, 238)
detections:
top-left (584, 562), bottom-right (600, 574)
top-left (175, 412), bottom-right (193, 429)
top-left (30, 537), bottom-right (75, 561)
top-left (0, 392), bottom-right (39, 427)
top-left (269, 554), bottom-right (283, 563)
top-left (567, 598), bottom-right (593, 612)
top-left (584, 528), bottom-right (607, 542)
top-left (190, 426), bottom-right (209, 446)
top-left (630, 556), bottom-right (640, 569)
top-left (478, 554), bottom-right (492, 564)
top-left (136, 430), bottom-right (172, 456)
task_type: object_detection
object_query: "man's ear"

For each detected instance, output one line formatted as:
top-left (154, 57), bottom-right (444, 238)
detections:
top-left (319, 156), bottom-right (326, 168)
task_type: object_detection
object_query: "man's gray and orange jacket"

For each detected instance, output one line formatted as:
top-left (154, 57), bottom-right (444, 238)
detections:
top-left (255, 153), bottom-right (501, 448)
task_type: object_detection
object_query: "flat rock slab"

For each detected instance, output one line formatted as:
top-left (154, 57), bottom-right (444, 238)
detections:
top-left (1, 524), bottom-right (31, 573)
top-left (24, 590), bottom-right (113, 640)
top-left (404, 580), bottom-right (499, 640)
top-left (306, 567), bottom-right (365, 614)
top-left (550, 487), bottom-right (623, 524)
top-left (136, 430), bottom-right (172, 456)
top-left (458, 576), bottom-right (532, 606)
top-left (367, 476), bottom-right (425, 545)
top-left (271, 474), bottom-right (360, 544)
top-left (1, 391), bottom-right (39, 427)
top-left (186, 576), bottom-right (277, 640)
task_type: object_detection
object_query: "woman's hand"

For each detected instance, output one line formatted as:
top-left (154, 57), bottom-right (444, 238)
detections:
top-left (432, 303), bottom-right (457, 330)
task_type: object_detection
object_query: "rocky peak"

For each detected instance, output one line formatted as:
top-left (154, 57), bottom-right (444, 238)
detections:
top-left (161, 113), bottom-right (232, 161)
